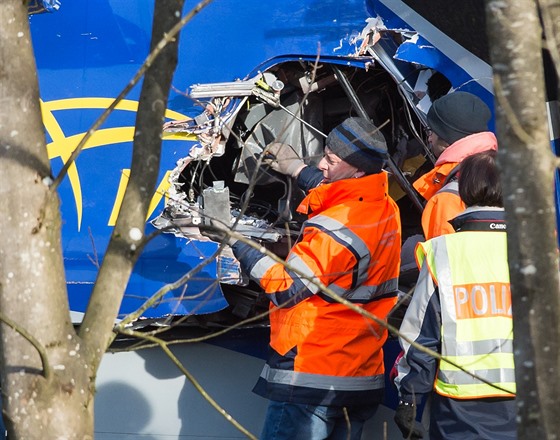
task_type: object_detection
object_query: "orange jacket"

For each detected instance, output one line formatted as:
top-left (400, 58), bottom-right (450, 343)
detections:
top-left (413, 132), bottom-right (498, 239)
top-left (232, 171), bottom-right (401, 405)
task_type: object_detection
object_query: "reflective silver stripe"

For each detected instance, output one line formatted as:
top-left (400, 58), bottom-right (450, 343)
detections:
top-left (306, 215), bottom-right (370, 286)
top-left (446, 338), bottom-right (513, 357)
top-left (249, 255), bottom-right (276, 280)
top-left (439, 180), bottom-right (459, 195)
top-left (287, 253), bottom-right (321, 294)
top-left (430, 238), bottom-right (459, 341)
top-left (438, 368), bottom-right (516, 385)
top-left (378, 230), bottom-right (397, 247)
top-left (260, 364), bottom-right (385, 391)
top-left (250, 252), bottom-right (321, 294)
top-left (328, 278), bottom-right (399, 301)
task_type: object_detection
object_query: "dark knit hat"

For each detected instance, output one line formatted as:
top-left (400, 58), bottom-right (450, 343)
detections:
top-left (427, 91), bottom-right (491, 144)
top-left (326, 117), bottom-right (387, 175)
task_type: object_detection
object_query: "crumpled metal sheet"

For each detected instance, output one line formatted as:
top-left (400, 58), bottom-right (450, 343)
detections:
top-left (28, 0), bottom-right (60, 15)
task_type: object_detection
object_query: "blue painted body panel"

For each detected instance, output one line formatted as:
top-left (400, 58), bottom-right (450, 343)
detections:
top-left (29, 0), bottom-right (559, 321)
top-left (29, 1), bottom-right (378, 319)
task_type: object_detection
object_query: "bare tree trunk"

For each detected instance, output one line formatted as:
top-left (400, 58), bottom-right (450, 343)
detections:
top-left (0, 0), bottom-right (185, 437)
top-left (0, 1), bottom-right (93, 437)
top-left (485, 1), bottom-right (560, 438)
top-left (79, 0), bottom-right (185, 368)
top-left (539, 0), bottom-right (560, 98)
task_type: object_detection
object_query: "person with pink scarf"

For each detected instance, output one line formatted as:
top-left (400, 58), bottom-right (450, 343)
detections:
top-left (413, 91), bottom-right (498, 239)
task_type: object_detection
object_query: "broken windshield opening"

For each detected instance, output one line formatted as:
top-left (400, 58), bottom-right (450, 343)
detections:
top-left (153, 58), bottom-right (450, 326)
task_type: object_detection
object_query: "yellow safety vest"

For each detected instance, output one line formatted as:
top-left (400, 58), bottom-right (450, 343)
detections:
top-left (416, 231), bottom-right (516, 399)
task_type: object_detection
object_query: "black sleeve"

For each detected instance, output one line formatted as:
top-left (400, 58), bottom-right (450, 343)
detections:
top-left (296, 166), bottom-right (323, 192)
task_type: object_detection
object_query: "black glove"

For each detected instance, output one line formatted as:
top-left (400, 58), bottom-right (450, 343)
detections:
top-left (394, 401), bottom-right (424, 439)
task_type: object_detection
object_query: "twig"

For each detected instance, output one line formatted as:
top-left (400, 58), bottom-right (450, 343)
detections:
top-left (0, 312), bottom-right (51, 380)
top-left (118, 327), bottom-right (257, 440)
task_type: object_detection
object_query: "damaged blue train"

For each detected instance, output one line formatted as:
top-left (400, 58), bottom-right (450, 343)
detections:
top-left (27, 1), bottom-right (559, 438)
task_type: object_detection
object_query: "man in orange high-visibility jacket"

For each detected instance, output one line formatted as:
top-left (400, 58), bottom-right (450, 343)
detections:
top-left (413, 91), bottom-right (497, 239)
top-left (206, 117), bottom-right (401, 440)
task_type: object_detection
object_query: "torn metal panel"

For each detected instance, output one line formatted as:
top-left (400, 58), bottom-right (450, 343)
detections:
top-left (367, 0), bottom-right (494, 106)
top-left (156, 58), bottom-right (433, 284)
top-left (28, 0), bottom-right (60, 15)
top-left (33, 0), bottom-right (447, 325)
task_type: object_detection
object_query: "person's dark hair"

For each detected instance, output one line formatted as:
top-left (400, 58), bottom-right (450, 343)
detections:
top-left (458, 150), bottom-right (503, 207)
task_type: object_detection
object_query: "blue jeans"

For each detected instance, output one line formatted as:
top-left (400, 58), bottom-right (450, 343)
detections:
top-left (260, 400), bottom-right (378, 440)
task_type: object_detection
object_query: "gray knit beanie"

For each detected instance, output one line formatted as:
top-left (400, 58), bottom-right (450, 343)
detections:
top-left (427, 91), bottom-right (491, 144)
top-left (325, 117), bottom-right (388, 175)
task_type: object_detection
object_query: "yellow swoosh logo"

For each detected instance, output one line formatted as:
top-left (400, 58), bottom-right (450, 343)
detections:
top-left (42, 97), bottom-right (195, 230)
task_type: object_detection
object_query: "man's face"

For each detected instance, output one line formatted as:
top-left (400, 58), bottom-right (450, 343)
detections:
top-left (428, 130), bottom-right (448, 158)
top-left (317, 147), bottom-right (362, 183)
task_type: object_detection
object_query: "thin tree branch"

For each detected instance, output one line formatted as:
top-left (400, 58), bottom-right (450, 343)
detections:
top-left (493, 76), bottom-right (533, 145)
top-left (0, 312), bottom-right (51, 380)
top-left (538, 0), bottom-right (560, 89)
top-left (115, 243), bottom-right (222, 328)
top-left (80, 0), bottom-right (189, 366)
top-left (117, 328), bottom-right (257, 440)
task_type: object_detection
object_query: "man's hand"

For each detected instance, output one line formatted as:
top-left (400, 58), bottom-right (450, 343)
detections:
top-left (200, 219), bottom-right (238, 246)
top-left (263, 143), bottom-right (306, 177)
top-left (394, 401), bottom-right (424, 439)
